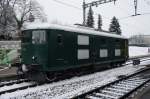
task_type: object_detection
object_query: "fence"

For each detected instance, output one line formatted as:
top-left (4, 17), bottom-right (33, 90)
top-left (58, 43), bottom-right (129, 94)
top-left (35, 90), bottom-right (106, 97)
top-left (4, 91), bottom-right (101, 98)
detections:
top-left (0, 41), bottom-right (21, 49)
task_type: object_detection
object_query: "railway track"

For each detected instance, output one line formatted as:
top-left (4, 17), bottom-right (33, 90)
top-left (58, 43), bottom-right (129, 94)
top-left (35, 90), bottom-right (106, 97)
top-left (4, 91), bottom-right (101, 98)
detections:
top-left (0, 79), bottom-right (38, 95)
top-left (0, 79), bottom-right (29, 87)
top-left (72, 67), bottom-right (150, 99)
top-left (0, 77), bottom-right (53, 96)
top-left (0, 56), bottom-right (150, 97)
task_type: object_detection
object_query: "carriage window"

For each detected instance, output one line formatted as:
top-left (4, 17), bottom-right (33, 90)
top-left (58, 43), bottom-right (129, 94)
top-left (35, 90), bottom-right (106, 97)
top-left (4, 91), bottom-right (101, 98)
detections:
top-left (57, 34), bottom-right (63, 44)
top-left (22, 31), bottom-right (31, 43)
top-left (32, 30), bottom-right (46, 44)
top-left (100, 49), bottom-right (108, 57)
top-left (78, 35), bottom-right (89, 45)
top-left (115, 39), bottom-right (120, 44)
top-left (115, 39), bottom-right (121, 47)
top-left (115, 49), bottom-right (121, 56)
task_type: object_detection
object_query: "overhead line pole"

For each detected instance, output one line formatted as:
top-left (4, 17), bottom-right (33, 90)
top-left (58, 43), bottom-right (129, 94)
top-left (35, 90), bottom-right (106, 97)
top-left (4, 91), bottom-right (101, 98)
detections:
top-left (82, 0), bottom-right (117, 25)
top-left (83, 0), bottom-right (86, 26)
top-left (133, 0), bottom-right (140, 16)
top-left (134, 0), bottom-right (138, 15)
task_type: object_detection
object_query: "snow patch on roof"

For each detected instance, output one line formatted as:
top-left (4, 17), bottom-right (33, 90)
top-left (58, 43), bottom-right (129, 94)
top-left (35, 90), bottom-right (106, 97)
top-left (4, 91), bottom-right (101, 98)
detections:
top-left (24, 23), bottom-right (127, 39)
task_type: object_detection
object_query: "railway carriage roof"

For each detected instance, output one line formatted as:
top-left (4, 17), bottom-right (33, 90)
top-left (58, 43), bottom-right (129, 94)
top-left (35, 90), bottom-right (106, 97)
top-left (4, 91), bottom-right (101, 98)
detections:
top-left (24, 23), bottom-right (127, 39)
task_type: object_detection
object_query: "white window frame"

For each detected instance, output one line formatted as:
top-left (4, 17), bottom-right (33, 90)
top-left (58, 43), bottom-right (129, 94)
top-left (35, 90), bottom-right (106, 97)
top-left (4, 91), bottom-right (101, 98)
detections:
top-left (78, 35), bottom-right (89, 45)
top-left (78, 49), bottom-right (89, 59)
top-left (100, 49), bottom-right (108, 58)
top-left (115, 49), bottom-right (121, 56)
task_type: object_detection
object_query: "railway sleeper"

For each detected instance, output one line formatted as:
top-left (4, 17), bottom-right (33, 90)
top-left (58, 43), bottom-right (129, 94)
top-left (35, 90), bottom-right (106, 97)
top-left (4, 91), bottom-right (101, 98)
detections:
top-left (117, 82), bottom-right (143, 87)
top-left (92, 92), bottom-right (118, 99)
top-left (86, 95), bottom-right (113, 99)
top-left (104, 87), bottom-right (127, 94)
top-left (115, 81), bottom-right (142, 86)
top-left (100, 89), bottom-right (124, 96)
top-left (118, 81), bottom-right (144, 86)
top-left (111, 86), bottom-right (133, 91)
top-left (119, 80), bottom-right (144, 83)
top-left (125, 78), bottom-right (146, 82)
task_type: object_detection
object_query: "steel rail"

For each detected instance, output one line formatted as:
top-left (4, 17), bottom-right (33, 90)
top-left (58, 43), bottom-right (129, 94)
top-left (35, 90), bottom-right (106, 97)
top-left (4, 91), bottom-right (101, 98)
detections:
top-left (0, 55), bottom-right (150, 96)
top-left (0, 82), bottom-right (37, 95)
top-left (0, 79), bottom-right (29, 87)
top-left (72, 66), bottom-right (150, 99)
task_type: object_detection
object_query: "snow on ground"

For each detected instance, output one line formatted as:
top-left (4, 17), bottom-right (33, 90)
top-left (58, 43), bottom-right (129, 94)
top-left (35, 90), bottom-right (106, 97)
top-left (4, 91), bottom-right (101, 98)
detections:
top-left (0, 82), bottom-right (33, 93)
top-left (0, 46), bottom-right (150, 99)
top-left (129, 46), bottom-right (150, 57)
top-left (0, 64), bottom-right (146, 99)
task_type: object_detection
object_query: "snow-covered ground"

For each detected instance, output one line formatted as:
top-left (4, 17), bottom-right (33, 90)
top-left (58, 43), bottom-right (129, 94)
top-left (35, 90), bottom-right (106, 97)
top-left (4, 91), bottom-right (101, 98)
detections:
top-left (0, 82), bottom-right (33, 93)
top-left (129, 46), bottom-right (150, 57)
top-left (0, 64), bottom-right (146, 99)
top-left (0, 46), bottom-right (150, 99)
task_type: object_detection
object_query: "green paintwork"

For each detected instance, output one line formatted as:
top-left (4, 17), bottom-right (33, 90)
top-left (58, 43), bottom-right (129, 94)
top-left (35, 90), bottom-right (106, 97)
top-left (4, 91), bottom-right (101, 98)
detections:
top-left (21, 29), bottom-right (128, 72)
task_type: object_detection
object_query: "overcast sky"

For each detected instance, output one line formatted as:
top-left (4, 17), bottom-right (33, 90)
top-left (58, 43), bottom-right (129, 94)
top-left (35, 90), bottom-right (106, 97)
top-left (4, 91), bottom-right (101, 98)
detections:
top-left (36, 0), bottom-right (150, 38)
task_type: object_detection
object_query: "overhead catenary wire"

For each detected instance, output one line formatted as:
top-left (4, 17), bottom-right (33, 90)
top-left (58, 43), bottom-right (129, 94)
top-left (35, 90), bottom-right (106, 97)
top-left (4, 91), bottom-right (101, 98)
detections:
top-left (114, 6), bottom-right (144, 33)
top-left (114, 4), bottom-right (146, 32)
top-left (119, 12), bottom-right (150, 20)
top-left (52, 0), bottom-right (111, 20)
top-left (53, 0), bottom-right (81, 10)
top-left (117, 0), bottom-right (150, 20)
top-left (52, 0), bottom-right (148, 34)
top-left (53, 0), bottom-right (150, 19)
top-left (52, 0), bottom-right (144, 33)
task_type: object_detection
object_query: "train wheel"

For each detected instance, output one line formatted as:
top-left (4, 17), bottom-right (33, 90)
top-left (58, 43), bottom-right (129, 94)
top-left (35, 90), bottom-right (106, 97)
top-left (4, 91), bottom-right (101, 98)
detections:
top-left (45, 73), bottom-right (57, 82)
top-left (16, 67), bottom-right (25, 79)
top-left (17, 68), bottom-right (24, 75)
top-left (26, 71), bottom-right (48, 83)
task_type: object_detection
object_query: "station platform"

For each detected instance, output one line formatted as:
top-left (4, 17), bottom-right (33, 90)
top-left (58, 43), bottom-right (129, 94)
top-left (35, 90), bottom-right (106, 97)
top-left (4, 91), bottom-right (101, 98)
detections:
top-left (0, 66), bottom-right (17, 78)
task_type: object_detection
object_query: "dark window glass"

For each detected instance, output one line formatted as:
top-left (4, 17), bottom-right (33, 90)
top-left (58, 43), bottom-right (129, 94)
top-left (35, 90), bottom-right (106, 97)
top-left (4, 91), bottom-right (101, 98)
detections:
top-left (22, 31), bottom-right (31, 43)
top-left (57, 34), bottom-right (63, 44)
top-left (115, 39), bottom-right (121, 47)
top-left (101, 38), bottom-right (106, 45)
top-left (116, 39), bottom-right (120, 43)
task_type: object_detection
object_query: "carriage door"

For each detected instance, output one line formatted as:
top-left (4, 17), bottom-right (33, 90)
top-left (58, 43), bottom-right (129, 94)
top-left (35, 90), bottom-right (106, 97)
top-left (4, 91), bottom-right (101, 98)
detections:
top-left (90, 36), bottom-right (98, 63)
top-left (56, 33), bottom-right (65, 64)
top-left (32, 30), bottom-right (48, 68)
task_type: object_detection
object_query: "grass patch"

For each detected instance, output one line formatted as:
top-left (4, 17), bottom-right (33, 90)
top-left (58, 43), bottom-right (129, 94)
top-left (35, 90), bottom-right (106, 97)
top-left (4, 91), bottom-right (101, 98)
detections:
top-left (0, 49), bottom-right (11, 61)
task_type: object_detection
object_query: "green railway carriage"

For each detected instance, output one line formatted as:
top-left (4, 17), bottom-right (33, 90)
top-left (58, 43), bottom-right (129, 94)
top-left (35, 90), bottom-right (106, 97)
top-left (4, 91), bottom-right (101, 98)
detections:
top-left (20, 23), bottom-right (128, 79)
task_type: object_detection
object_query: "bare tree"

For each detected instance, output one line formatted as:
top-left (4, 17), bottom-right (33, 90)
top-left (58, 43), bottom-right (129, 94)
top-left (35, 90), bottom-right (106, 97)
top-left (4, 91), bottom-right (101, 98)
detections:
top-left (0, 0), bottom-right (47, 38)
top-left (0, 0), bottom-right (16, 39)
top-left (12, 0), bottom-right (47, 37)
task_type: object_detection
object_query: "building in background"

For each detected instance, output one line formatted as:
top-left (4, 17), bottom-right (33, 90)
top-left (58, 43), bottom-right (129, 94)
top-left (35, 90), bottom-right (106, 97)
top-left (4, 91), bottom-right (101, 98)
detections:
top-left (129, 35), bottom-right (150, 47)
